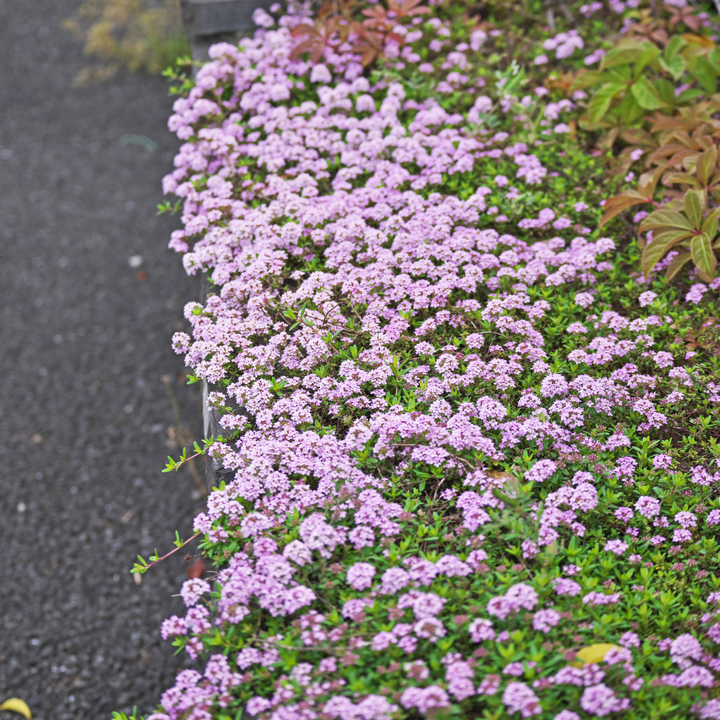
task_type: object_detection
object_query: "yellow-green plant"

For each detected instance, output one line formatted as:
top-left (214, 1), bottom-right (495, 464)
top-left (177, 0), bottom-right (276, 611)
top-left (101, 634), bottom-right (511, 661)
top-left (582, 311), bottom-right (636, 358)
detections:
top-left (62, 0), bottom-right (190, 84)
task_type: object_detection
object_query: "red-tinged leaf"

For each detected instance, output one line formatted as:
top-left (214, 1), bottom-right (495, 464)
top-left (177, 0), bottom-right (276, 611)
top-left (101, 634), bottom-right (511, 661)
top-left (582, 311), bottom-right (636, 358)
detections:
top-left (665, 251), bottom-right (693, 281)
top-left (362, 47), bottom-right (380, 66)
top-left (637, 166), bottom-right (665, 198)
top-left (642, 229), bottom-right (692, 278)
top-left (362, 6), bottom-right (387, 18)
top-left (187, 557), bottom-right (206, 579)
top-left (647, 143), bottom-right (686, 164)
top-left (691, 233), bottom-right (718, 281)
top-left (600, 197), bottom-right (652, 227)
top-left (291, 24), bottom-right (319, 38)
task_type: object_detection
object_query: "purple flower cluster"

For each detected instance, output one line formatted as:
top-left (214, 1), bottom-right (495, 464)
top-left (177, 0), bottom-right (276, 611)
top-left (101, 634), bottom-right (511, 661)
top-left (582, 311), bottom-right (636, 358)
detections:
top-left (146, 3), bottom-right (720, 718)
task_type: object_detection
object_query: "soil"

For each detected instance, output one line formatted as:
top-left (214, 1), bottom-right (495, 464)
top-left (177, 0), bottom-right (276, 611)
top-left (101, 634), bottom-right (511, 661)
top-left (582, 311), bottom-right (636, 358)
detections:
top-left (0, 0), bottom-right (208, 717)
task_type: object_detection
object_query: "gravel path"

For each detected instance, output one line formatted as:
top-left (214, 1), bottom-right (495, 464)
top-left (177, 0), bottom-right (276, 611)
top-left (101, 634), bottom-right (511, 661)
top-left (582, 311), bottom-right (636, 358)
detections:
top-left (0, 1), bottom-right (205, 717)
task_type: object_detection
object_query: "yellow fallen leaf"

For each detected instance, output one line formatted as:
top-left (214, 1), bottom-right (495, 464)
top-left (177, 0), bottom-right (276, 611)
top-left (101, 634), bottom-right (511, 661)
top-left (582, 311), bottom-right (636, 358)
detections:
top-left (487, 470), bottom-right (516, 482)
top-left (0, 698), bottom-right (32, 719)
top-left (574, 643), bottom-right (619, 667)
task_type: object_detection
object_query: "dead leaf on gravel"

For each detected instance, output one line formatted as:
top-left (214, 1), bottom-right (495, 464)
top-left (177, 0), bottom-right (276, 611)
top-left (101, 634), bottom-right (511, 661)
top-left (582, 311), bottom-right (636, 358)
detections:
top-left (0, 698), bottom-right (32, 718)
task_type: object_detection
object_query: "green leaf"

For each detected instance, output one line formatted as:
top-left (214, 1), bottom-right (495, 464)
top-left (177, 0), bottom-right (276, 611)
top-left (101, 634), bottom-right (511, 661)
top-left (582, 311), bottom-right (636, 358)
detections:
top-left (659, 56), bottom-right (687, 82)
top-left (616, 93), bottom-right (645, 126)
top-left (665, 35), bottom-right (689, 62)
top-left (639, 209), bottom-right (694, 231)
top-left (630, 77), bottom-right (668, 110)
top-left (570, 70), bottom-right (614, 92)
top-left (642, 230), bottom-right (694, 278)
top-left (600, 44), bottom-right (645, 70)
top-left (665, 251), bottom-right (693, 281)
top-left (677, 87), bottom-right (705, 104)
top-left (587, 83), bottom-right (627, 125)
top-left (702, 208), bottom-right (720, 240)
top-left (654, 78), bottom-right (677, 105)
top-left (606, 66), bottom-right (633, 83)
top-left (664, 172), bottom-right (702, 188)
top-left (691, 233), bottom-right (718, 281)
top-left (697, 146), bottom-right (718, 186)
top-left (683, 189), bottom-right (703, 229)
top-left (701, 217), bottom-right (718, 240)
top-left (633, 45), bottom-right (661, 79)
top-left (710, 47), bottom-right (720, 74)
top-left (693, 57), bottom-right (717, 94)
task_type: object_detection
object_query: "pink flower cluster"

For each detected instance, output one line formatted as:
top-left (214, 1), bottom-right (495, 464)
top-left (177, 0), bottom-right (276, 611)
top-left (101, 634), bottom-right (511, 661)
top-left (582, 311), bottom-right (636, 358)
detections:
top-left (148, 3), bottom-right (720, 719)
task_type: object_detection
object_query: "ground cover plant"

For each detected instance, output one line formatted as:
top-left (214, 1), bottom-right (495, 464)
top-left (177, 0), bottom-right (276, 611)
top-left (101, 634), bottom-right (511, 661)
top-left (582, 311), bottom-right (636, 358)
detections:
top-left (119, 0), bottom-right (720, 717)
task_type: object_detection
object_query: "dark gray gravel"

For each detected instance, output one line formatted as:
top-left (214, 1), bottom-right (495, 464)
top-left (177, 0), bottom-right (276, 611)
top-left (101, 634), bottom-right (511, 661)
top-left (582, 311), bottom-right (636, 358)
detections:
top-left (0, 0), bottom-right (206, 717)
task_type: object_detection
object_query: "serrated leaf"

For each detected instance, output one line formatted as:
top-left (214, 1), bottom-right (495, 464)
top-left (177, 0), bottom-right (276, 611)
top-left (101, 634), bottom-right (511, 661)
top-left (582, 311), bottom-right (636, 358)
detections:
top-left (631, 77), bottom-right (668, 110)
top-left (600, 45), bottom-right (645, 70)
top-left (587, 83), bottom-right (627, 126)
top-left (697, 145), bottom-right (718, 186)
top-left (633, 45), bottom-right (661, 79)
top-left (0, 699), bottom-right (32, 719)
top-left (606, 65), bottom-right (632, 82)
top-left (665, 251), bottom-right (693, 281)
top-left (569, 70), bottom-right (614, 92)
top-left (642, 230), bottom-right (694, 278)
top-left (683, 189), bottom-right (703, 229)
top-left (666, 35), bottom-right (689, 62)
top-left (691, 233), bottom-right (717, 281)
top-left (639, 209), bottom-right (694, 231)
top-left (659, 56), bottom-right (686, 81)
top-left (616, 92), bottom-right (645, 125)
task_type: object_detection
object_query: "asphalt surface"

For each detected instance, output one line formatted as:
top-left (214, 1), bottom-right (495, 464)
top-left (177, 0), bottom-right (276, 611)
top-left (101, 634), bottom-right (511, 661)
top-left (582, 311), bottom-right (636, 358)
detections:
top-left (0, 0), bottom-right (207, 717)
